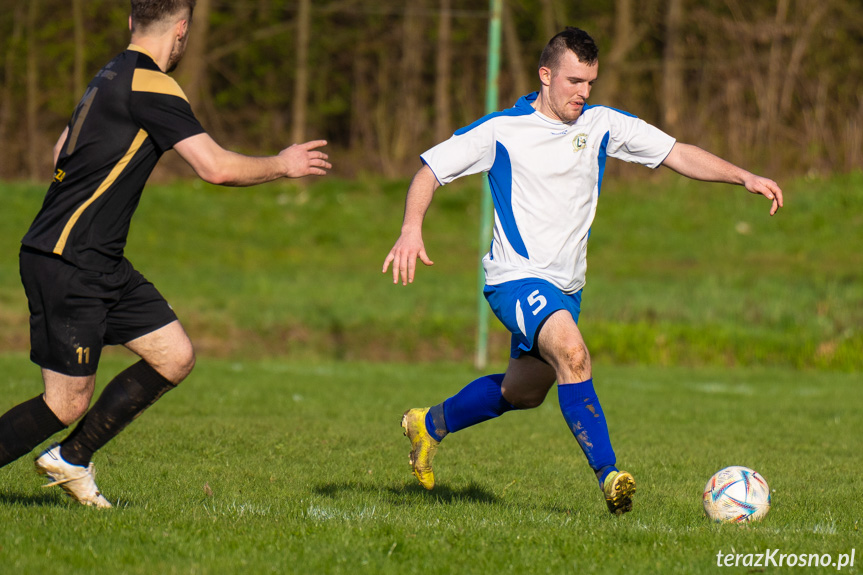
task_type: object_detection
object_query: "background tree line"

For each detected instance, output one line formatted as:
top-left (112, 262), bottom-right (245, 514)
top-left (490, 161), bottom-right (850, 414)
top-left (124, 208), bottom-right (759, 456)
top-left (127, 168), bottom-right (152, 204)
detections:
top-left (1, 0), bottom-right (861, 181)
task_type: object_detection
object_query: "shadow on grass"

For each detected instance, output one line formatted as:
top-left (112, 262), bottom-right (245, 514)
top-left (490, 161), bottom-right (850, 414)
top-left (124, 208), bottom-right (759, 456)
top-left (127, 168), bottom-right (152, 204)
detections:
top-left (0, 491), bottom-right (62, 507)
top-left (314, 481), bottom-right (499, 505)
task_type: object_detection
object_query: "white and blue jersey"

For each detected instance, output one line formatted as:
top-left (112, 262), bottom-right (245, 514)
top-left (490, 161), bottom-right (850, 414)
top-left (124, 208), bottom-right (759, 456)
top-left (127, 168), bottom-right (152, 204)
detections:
top-left (421, 92), bottom-right (676, 295)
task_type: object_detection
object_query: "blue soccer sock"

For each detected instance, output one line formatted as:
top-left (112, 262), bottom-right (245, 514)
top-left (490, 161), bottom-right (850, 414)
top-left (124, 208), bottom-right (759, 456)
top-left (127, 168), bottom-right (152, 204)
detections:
top-left (424, 374), bottom-right (515, 441)
top-left (558, 379), bottom-right (617, 485)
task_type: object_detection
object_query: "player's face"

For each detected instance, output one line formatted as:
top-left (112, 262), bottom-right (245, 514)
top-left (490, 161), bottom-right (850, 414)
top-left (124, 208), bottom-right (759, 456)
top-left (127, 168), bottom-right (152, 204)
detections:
top-left (540, 51), bottom-right (597, 123)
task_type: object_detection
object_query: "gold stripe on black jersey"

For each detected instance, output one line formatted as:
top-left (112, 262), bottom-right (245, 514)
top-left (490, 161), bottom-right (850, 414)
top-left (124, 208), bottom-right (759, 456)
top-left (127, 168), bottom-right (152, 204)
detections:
top-left (127, 43), bottom-right (157, 61)
top-left (132, 69), bottom-right (189, 102)
top-left (53, 129), bottom-right (149, 256)
top-left (23, 45), bottom-right (205, 270)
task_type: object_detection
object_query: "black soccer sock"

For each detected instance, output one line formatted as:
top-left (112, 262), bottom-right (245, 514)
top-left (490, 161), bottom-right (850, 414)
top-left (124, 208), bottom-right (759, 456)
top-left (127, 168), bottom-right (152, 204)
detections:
top-left (0, 395), bottom-right (66, 468)
top-left (60, 360), bottom-right (176, 466)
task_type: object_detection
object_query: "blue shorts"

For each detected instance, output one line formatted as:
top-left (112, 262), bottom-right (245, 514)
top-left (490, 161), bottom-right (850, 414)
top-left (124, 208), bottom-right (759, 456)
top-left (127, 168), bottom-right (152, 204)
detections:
top-left (484, 278), bottom-right (582, 359)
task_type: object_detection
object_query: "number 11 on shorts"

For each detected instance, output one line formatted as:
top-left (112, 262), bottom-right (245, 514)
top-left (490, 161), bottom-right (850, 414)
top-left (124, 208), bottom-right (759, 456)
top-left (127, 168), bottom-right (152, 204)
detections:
top-left (76, 346), bottom-right (90, 364)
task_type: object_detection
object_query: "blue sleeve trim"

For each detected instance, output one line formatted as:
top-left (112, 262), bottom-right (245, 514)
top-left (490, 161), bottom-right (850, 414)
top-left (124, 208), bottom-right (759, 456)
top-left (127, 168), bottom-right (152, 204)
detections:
top-left (597, 131), bottom-right (610, 196)
top-left (583, 104), bottom-right (638, 119)
top-left (419, 156), bottom-right (444, 186)
top-left (453, 93), bottom-right (537, 136)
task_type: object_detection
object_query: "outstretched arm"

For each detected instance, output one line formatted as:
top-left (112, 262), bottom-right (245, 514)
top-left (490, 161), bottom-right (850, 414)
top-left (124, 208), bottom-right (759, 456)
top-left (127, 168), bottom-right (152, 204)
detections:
top-left (662, 142), bottom-right (784, 215)
top-left (382, 164), bottom-right (441, 285)
top-left (174, 132), bottom-right (331, 186)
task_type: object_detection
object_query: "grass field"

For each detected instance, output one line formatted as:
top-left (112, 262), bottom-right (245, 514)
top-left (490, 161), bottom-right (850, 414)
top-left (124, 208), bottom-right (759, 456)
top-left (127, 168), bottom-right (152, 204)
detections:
top-left (1, 171), bottom-right (861, 368)
top-left (0, 172), bottom-right (861, 573)
top-left (0, 354), bottom-right (860, 574)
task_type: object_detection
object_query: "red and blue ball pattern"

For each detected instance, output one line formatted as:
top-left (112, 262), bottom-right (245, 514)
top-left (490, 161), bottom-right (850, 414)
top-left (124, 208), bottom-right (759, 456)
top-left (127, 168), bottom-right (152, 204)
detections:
top-left (703, 466), bottom-right (771, 523)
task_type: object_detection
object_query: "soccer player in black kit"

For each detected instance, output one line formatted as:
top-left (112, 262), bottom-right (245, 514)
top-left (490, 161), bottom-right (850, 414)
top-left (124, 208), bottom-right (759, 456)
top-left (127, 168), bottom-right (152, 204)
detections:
top-left (0, 0), bottom-right (330, 507)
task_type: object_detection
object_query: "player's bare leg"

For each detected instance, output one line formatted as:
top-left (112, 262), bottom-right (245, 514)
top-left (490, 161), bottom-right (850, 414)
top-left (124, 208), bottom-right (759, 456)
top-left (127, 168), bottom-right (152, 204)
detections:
top-left (0, 366), bottom-right (110, 507)
top-left (537, 310), bottom-right (636, 515)
top-left (500, 354), bottom-right (556, 408)
top-left (33, 370), bottom-right (112, 507)
top-left (43, 370), bottom-right (97, 426)
top-left (535, 310), bottom-right (592, 383)
top-left (38, 320), bottom-right (195, 506)
top-left (123, 320), bottom-right (196, 384)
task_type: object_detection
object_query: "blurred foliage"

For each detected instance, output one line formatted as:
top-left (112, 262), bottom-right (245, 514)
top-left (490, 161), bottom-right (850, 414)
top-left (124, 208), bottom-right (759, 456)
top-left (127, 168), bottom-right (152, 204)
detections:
top-left (0, 0), bottom-right (861, 179)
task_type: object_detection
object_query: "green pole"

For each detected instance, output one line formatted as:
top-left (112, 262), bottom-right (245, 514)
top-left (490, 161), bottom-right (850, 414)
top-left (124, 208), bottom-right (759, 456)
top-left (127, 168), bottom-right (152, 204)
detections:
top-left (475, 0), bottom-right (502, 370)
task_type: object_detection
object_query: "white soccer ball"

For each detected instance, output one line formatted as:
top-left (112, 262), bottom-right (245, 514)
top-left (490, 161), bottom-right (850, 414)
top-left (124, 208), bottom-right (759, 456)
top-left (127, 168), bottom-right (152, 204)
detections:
top-left (703, 466), bottom-right (771, 523)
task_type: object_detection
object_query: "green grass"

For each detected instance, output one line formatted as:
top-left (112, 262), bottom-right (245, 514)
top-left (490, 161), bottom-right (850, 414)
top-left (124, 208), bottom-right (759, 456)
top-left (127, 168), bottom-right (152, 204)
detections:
top-left (583, 172), bottom-right (863, 369)
top-left (1, 171), bottom-right (862, 368)
top-left (0, 354), bottom-right (860, 574)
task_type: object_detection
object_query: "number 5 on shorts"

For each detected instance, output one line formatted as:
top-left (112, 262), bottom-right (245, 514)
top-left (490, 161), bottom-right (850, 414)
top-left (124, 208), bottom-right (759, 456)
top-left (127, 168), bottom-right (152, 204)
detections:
top-left (527, 290), bottom-right (547, 316)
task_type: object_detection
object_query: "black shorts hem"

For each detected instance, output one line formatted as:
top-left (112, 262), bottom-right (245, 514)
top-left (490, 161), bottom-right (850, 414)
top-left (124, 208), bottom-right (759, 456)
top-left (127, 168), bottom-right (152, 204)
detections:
top-left (30, 353), bottom-right (99, 377)
top-left (116, 314), bottom-right (178, 346)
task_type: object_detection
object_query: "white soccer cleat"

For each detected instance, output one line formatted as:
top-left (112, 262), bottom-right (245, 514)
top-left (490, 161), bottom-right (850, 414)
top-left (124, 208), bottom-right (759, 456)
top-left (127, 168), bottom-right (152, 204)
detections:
top-left (34, 443), bottom-right (112, 508)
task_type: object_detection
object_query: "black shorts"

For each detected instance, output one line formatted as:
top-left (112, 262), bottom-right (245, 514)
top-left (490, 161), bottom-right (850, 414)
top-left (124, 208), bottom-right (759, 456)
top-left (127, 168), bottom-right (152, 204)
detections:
top-left (19, 247), bottom-right (178, 376)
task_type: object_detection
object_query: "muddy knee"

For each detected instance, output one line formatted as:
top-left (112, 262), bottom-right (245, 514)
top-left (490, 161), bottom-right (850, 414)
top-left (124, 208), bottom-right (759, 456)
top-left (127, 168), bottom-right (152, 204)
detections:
top-left (552, 341), bottom-right (591, 383)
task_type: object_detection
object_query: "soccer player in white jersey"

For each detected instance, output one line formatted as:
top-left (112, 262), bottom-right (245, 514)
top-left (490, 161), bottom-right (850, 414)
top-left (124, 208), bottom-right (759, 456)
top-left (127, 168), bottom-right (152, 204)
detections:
top-left (382, 27), bottom-right (783, 515)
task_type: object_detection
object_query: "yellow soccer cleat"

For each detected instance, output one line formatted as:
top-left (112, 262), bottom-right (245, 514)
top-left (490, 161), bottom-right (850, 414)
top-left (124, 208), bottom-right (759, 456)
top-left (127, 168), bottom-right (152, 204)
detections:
top-left (603, 469), bottom-right (636, 515)
top-left (401, 408), bottom-right (439, 490)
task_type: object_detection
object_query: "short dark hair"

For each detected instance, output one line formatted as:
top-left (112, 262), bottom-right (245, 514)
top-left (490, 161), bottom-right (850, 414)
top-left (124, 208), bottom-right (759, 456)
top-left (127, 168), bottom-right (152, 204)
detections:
top-left (538, 27), bottom-right (599, 71)
top-left (131, 0), bottom-right (196, 33)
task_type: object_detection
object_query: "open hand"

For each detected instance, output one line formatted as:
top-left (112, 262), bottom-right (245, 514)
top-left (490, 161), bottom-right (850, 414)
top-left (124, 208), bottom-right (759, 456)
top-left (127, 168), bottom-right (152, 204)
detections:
top-left (744, 175), bottom-right (784, 216)
top-left (280, 140), bottom-right (331, 177)
top-left (382, 230), bottom-right (434, 285)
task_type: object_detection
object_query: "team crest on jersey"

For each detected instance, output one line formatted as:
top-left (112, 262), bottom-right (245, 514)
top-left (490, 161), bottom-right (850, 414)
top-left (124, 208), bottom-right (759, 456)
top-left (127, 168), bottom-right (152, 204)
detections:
top-left (572, 133), bottom-right (588, 152)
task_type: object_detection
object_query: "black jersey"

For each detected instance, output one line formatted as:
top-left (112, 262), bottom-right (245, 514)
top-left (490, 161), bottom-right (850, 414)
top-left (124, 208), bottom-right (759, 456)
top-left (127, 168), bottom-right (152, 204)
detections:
top-left (22, 44), bottom-right (205, 272)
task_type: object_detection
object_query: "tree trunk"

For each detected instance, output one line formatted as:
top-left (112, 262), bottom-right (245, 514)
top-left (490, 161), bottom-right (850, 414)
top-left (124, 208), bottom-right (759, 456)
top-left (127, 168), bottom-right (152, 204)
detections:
top-left (434, 0), bottom-right (453, 142)
top-left (350, 53), bottom-right (375, 154)
top-left (595, 0), bottom-right (638, 107)
top-left (392, 0), bottom-right (424, 163)
top-left (291, 0), bottom-right (311, 144)
top-left (761, 0), bottom-right (789, 149)
top-left (72, 0), bottom-right (86, 100)
top-left (26, 0), bottom-right (40, 181)
top-left (540, 0), bottom-right (557, 41)
top-left (778, 1), bottom-right (829, 119)
top-left (0, 2), bottom-right (25, 178)
top-left (724, 77), bottom-right (745, 165)
top-left (661, 0), bottom-right (685, 135)
top-left (374, 43), bottom-right (396, 177)
top-left (503, 0), bottom-right (529, 102)
top-left (180, 0), bottom-right (211, 112)
top-left (844, 94), bottom-right (863, 172)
